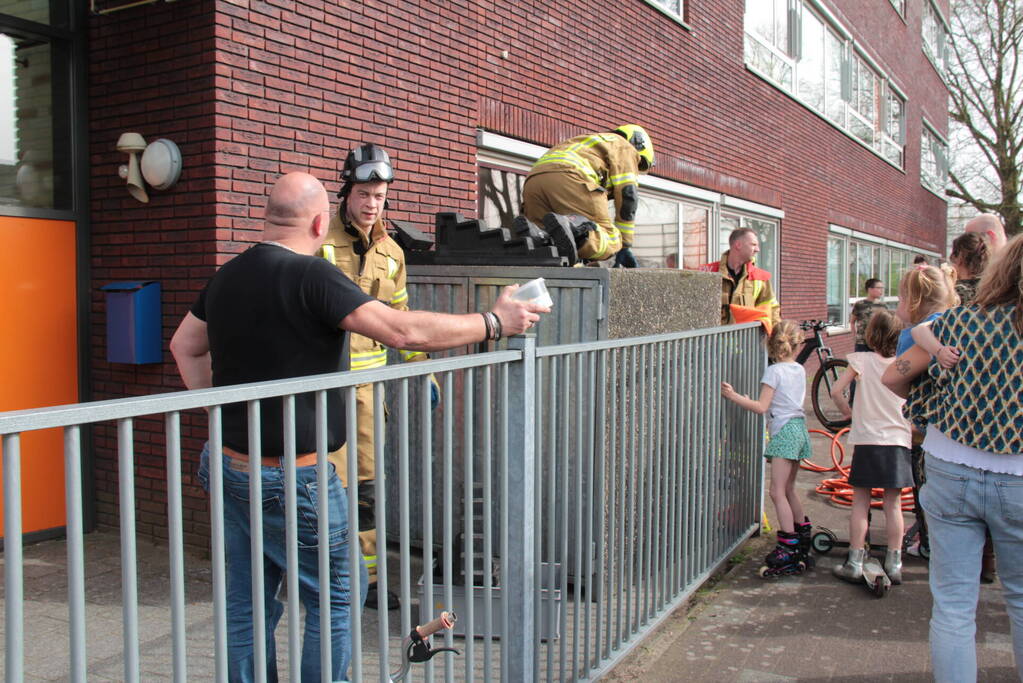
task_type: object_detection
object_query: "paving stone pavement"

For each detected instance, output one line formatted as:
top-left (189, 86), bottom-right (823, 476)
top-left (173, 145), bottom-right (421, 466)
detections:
top-left (604, 424), bottom-right (1019, 682)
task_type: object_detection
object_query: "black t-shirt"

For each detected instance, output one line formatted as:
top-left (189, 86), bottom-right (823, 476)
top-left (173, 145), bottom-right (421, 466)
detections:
top-left (191, 242), bottom-right (374, 456)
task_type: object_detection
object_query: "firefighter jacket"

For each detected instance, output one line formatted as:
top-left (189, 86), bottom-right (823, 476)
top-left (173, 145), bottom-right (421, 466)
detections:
top-left (700, 252), bottom-right (781, 326)
top-left (321, 210), bottom-right (427, 370)
top-left (526, 133), bottom-right (642, 247)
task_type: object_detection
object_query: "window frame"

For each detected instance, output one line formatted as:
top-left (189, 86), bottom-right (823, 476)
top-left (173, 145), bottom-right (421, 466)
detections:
top-left (641, 0), bottom-right (688, 27)
top-left (826, 226), bottom-right (939, 333)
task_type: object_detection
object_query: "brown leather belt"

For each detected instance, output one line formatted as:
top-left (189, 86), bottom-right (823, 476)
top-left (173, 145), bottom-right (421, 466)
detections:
top-left (223, 445), bottom-right (318, 468)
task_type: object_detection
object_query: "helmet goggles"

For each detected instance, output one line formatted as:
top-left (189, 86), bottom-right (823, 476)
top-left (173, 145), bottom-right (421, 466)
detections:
top-left (351, 160), bottom-right (394, 183)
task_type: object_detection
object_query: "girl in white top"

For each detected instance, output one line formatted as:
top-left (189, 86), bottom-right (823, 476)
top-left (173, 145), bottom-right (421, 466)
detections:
top-left (722, 320), bottom-right (812, 574)
top-left (829, 309), bottom-right (913, 584)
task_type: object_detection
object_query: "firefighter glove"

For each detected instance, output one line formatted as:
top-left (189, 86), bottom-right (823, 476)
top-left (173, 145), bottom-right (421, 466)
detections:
top-left (614, 247), bottom-right (638, 269)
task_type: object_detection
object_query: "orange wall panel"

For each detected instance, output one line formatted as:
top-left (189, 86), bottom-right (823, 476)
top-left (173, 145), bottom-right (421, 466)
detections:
top-left (0, 217), bottom-right (78, 536)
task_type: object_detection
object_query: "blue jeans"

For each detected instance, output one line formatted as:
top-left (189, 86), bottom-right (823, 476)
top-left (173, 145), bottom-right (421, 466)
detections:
top-left (920, 456), bottom-right (1023, 682)
top-left (198, 444), bottom-right (367, 682)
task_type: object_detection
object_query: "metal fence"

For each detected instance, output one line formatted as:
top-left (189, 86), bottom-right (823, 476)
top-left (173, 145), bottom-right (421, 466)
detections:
top-left (0, 323), bottom-right (765, 682)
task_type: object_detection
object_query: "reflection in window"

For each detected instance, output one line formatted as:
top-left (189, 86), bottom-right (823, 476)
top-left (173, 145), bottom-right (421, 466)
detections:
top-left (0, 32), bottom-right (69, 212)
top-left (478, 164), bottom-right (525, 229)
top-left (827, 237), bottom-right (845, 322)
top-left (649, 0), bottom-right (682, 16)
top-left (922, 1), bottom-right (947, 74)
top-left (920, 124), bottom-right (948, 195)
top-left (682, 205), bottom-right (708, 269)
top-left (797, 9), bottom-right (825, 112)
top-left (631, 195), bottom-right (679, 268)
top-left (830, 229), bottom-right (918, 327)
top-left (719, 213), bottom-right (779, 288)
top-left (744, 0), bottom-right (793, 88)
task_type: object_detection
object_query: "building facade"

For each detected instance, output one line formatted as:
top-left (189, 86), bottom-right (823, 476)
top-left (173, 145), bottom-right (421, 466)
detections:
top-left (0, 0), bottom-right (949, 546)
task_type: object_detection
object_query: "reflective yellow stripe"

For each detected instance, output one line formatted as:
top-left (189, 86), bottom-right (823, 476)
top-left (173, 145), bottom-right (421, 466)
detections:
top-left (609, 172), bottom-right (636, 186)
top-left (533, 150), bottom-right (603, 186)
top-left (753, 280), bottom-right (763, 300)
top-left (390, 287), bottom-right (408, 305)
top-left (350, 349), bottom-right (388, 370)
top-left (363, 554), bottom-right (377, 568)
top-left (401, 350), bottom-right (426, 361)
top-left (614, 220), bottom-right (634, 237)
top-left (589, 230), bottom-right (615, 260)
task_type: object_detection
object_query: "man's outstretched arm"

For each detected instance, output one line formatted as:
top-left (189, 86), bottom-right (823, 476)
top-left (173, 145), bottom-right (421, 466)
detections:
top-left (342, 285), bottom-right (548, 352)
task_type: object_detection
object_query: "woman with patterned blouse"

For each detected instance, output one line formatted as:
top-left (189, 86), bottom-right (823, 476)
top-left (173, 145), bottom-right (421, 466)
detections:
top-left (883, 234), bottom-right (1023, 683)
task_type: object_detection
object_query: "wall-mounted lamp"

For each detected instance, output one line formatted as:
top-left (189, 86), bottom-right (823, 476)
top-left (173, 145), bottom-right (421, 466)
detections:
top-left (116, 133), bottom-right (182, 203)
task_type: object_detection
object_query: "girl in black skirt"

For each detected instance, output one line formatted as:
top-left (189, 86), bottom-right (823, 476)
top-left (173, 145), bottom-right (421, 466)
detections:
top-left (828, 310), bottom-right (914, 584)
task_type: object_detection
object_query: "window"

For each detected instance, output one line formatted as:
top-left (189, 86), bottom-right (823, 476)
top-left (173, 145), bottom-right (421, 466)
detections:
top-left (922, 0), bottom-right (949, 75)
top-left (827, 228), bottom-right (932, 329)
top-left (744, 0), bottom-right (794, 89)
top-left (881, 89), bottom-right (905, 166)
top-left (797, 9), bottom-right (826, 112)
top-left (645, 0), bottom-right (683, 19)
top-left (0, 29), bottom-right (74, 213)
top-left (478, 162), bottom-right (525, 229)
top-left (629, 194), bottom-right (712, 269)
top-left (719, 213), bottom-right (780, 287)
top-left (920, 122), bottom-right (948, 196)
top-left (743, 1), bottom-right (905, 169)
top-left (848, 53), bottom-right (878, 146)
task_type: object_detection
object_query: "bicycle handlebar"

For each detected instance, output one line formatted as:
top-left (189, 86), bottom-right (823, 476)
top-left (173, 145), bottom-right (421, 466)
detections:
top-left (799, 319), bottom-right (837, 332)
top-left (416, 611), bottom-right (457, 639)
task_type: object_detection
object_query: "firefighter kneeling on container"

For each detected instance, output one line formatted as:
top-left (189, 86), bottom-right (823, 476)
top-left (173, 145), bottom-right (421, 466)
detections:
top-left (521, 124), bottom-right (655, 267)
top-left (170, 171), bottom-right (549, 683)
top-left (319, 142), bottom-right (433, 611)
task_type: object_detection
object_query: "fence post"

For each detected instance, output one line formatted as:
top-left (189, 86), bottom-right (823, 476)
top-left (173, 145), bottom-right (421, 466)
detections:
top-left (505, 334), bottom-right (537, 681)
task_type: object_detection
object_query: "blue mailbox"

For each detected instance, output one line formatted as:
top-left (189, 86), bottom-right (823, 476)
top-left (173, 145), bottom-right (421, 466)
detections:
top-left (101, 281), bottom-right (162, 364)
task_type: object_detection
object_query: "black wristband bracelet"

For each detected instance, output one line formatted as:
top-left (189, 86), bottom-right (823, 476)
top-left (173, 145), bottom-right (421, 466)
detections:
top-left (492, 312), bottom-right (503, 341)
top-left (480, 312), bottom-right (493, 341)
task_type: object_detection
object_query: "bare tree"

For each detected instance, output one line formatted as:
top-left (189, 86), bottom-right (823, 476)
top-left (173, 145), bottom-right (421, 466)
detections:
top-left (946, 0), bottom-right (1023, 236)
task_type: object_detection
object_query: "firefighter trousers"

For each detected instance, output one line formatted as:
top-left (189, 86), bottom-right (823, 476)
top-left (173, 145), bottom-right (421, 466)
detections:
top-left (522, 172), bottom-right (622, 261)
top-left (328, 382), bottom-right (381, 584)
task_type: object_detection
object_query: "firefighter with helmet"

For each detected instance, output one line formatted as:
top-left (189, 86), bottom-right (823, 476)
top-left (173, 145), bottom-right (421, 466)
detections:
top-left (321, 143), bottom-right (433, 610)
top-left (521, 124), bottom-right (655, 267)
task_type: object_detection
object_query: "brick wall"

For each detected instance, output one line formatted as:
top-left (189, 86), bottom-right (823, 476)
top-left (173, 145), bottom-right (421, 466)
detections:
top-left (87, 0), bottom-right (947, 546)
top-left (88, 0), bottom-right (216, 551)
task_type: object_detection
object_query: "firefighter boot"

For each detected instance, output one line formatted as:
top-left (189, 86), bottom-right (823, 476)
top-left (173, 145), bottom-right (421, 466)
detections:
top-left (511, 214), bottom-right (551, 244)
top-left (541, 213), bottom-right (583, 266)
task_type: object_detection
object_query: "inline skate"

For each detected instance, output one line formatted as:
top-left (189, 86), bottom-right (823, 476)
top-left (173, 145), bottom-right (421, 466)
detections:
top-left (795, 516), bottom-right (814, 568)
top-left (758, 530), bottom-right (806, 578)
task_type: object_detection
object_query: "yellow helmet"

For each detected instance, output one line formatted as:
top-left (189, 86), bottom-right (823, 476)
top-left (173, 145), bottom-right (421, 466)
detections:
top-left (614, 124), bottom-right (655, 171)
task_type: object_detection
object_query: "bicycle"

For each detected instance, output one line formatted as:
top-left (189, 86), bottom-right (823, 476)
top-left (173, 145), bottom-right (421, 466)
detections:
top-left (389, 610), bottom-right (460, 681)
top-left (795, 319), bottom-right (851, 433)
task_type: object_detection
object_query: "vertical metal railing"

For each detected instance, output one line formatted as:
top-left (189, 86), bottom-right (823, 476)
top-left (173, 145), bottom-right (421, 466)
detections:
top-left (0, 324), bottom-right (762, 682)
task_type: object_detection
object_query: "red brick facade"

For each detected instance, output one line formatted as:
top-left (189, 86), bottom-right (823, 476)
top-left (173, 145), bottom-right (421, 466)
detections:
top-left (87, 0), bottom-right (947, 546)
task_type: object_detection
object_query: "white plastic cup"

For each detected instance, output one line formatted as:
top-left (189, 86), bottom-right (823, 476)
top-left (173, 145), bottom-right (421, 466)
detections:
top-left (511, 277), bottom-right (553, 307)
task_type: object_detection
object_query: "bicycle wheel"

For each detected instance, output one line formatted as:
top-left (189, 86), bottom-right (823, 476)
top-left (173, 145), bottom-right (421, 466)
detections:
top-left (811, 358), bottom-right (852, 433)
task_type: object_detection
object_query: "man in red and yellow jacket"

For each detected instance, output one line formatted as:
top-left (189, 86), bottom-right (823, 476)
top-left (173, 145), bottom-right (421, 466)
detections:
top-left (701, 227), bottom-right (780, 328)
top-left (522, 124), bottom-right (655, 266)
top-left (320, 143), bottom-right (430, 610)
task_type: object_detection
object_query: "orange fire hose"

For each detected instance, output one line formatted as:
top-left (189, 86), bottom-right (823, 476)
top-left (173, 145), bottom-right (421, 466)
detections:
top-left (801, 428), bottom-right (915, 511)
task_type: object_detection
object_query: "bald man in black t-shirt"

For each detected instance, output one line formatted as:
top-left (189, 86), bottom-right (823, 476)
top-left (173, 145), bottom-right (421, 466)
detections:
top-left (171, 172), bottom-right (547, 682)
